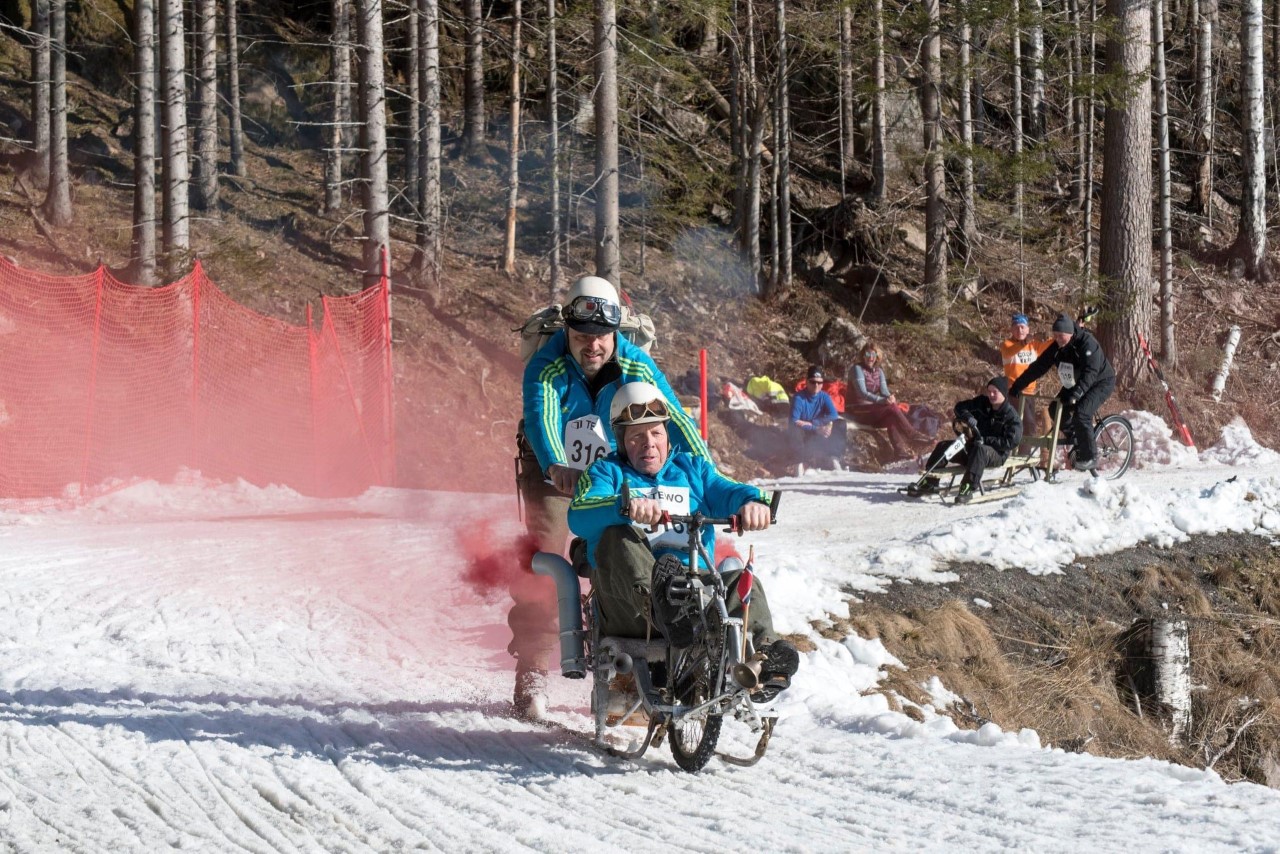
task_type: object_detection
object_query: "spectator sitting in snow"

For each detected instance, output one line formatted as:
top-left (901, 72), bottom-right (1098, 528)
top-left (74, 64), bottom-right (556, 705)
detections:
top-left (789, 366), bottom-right (847, 474)
top-left (847, 344), bottom-right (932, 460)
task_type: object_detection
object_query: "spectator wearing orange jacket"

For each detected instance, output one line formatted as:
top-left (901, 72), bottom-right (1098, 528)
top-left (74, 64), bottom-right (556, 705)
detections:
top-left (999, 313), bottom-right (1051, 435)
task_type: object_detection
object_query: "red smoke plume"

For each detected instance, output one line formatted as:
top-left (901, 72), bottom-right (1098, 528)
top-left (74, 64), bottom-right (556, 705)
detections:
top-left (458, 521), bottom-right (541, 595)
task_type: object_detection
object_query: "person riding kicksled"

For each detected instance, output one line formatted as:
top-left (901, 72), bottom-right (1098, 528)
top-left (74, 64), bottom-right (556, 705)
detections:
top-left (568, 381), bottom-right (800, 702)
top-left (908, 376), bottom-right (1023, 504)
top-left (1008, 312), bottom-right (1116, 472)
top-left (512, 276), bottom-right (708, 719)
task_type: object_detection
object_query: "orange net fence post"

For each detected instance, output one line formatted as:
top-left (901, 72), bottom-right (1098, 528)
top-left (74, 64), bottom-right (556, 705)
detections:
top-left (0, 256), bottom-right (393, 499)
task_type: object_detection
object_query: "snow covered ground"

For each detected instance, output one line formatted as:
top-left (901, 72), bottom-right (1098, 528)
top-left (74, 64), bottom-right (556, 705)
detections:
top-left (1, 414), bottom-right (1279, 851)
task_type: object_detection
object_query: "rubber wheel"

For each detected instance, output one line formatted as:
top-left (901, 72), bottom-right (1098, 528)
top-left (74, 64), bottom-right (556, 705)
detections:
top-left (668, 610), bottom-right (725, 772)
top-left (669, 710), bottom-right (723, 772)
top-left (1092, 415), bottom-right (1134, 480)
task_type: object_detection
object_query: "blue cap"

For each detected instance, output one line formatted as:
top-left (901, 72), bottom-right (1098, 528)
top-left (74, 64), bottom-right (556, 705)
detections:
top-left (1012, 313), bottom-right (1029, 326)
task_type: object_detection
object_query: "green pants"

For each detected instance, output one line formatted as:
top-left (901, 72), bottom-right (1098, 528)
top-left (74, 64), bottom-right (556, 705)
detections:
top-left (592, 525), bottom-right (778, 645)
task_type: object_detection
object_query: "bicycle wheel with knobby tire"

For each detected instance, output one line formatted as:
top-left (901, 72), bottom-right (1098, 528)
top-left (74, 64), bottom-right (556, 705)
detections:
top-left (1091, 415), bottom-right (1134, 480)
top-left (667, 611), bottom-right (724, 772)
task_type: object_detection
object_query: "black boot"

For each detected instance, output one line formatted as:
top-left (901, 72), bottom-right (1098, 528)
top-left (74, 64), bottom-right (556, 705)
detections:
top-left (751, 639), bottom-right (800, 702)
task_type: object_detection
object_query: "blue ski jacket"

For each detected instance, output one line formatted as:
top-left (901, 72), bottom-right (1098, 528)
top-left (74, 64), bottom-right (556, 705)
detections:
top-left (790, 389), bottom-right (839, 430)
top-left (521, 330), bottom-right (707, 474)
top-left (568, 451), bottom-right (768, 570)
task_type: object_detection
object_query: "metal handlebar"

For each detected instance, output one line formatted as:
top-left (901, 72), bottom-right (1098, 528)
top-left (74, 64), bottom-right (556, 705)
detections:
top-left (620, 484), bottom-right (782, 536)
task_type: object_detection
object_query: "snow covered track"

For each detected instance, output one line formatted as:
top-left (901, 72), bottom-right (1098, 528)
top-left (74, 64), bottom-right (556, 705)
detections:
top-left (0, 436), bottom-right (1278, 850)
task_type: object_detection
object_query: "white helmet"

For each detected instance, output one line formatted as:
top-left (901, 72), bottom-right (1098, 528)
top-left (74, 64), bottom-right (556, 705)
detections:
top-left (609, 381), bottom-right (671, 429)
top-left (563, 275), bottom-right (622, 334)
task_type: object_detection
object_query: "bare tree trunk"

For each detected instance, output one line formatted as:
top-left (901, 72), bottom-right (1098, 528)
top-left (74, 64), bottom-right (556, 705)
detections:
top-left (546, 0), bottom-right (561, 300)
top-left (225, 0), bottom-right (245, 178)
top-left (769, 92), bottom-right (779, 293)
top-left (30, 0), bottom-right (50, 188)
top-left (839, 1), bottom-right (856, 177)
top-left (160, 0), bottom-right (190, 258)
top-left (132, 0), bottom-right (158, 285)
top-left (700, 5), bottom-right (719, 56)
top-left (357, 0), bottom-right (391, 285)
top-left (1084, 0), bottom-right (1097, 287)
top-left (594, 0), bottom-right (620, 284)
top-left (1027, 0), bottom-right (1045, 139)
top-left (1153, 0), bottom-right (1175, 365)
top-left (1098, 0), bottom-right (1153, 387)
top-left (730, 0), bottom-right (745, 237)
top-left (871, 0), bottom-right (886, 201)
top-left (1191, 0), bottom-right (1215, 217)
top-left (462, 0), bottom-right (489, 162)
top-left (1012, 0), bottom-right (1024, 221)
top-left (503, 0), bottom-right (522, 275)
top-left (404, 2), bottom-right (420, 200)
top-left (1072, 0), bottom-right (1087, 207)
top-left (1235, 0), bottom-right (1270, 280)
top-left (41, 0), bottom-right (71, 226)
top-left (193, 0), bottom-right (219, 212)
top-left (923, 0), bottom-right (947, 328)
top-left (959, 0), bottom-right (978, 255)
top-left (774, 0), bottom-right (792, 295)
top-left (413, 0), bottom-right (441, 290)
top-left (744, 0), bottom-right (763, 285)
top-left (325, 0), bottom-right (351, 212)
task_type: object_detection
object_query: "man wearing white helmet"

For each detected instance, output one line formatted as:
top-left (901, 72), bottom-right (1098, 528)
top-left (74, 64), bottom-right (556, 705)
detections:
top-left (511, 276), bottom-right (708, 718)
top-left (567, 382), bottom-right (800, 701)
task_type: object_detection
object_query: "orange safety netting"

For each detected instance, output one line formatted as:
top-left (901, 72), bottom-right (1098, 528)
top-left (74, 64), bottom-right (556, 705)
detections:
top-left (0, 256), bottom-right (393, 499)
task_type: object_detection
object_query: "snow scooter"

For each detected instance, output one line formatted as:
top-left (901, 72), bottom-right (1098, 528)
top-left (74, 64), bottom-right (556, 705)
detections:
top-left (531, 487), bottom-right (784, 772)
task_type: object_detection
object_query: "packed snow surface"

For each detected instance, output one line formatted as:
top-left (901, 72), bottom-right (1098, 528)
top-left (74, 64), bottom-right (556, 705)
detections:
top-left (1, 415), bottom-right (1279, 851)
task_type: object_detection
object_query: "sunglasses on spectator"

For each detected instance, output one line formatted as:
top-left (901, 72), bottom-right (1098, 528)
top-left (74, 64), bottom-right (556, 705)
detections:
top-left (864, 351), bottom-right (879, 358)
top-left (563, 296), bottom-right (622, 326)
top-left (809, 378), bottom-right (824, 383)
top-left (617, 399), bottom-right (668, 422)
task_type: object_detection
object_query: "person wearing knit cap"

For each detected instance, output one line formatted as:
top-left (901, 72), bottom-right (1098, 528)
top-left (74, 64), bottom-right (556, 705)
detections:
top-left (909, 376), bottom-right (1023, 503)
top-left (789, 365), bottom-right (847, 473)
top-left (998, 313), bottom-right (1052, 436)
top-left (1008, 310), bottom-right (1116, 470)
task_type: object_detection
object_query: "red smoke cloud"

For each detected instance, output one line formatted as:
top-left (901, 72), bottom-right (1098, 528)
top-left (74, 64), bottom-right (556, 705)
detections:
top-left (458, 521), bottom-right (541, 595)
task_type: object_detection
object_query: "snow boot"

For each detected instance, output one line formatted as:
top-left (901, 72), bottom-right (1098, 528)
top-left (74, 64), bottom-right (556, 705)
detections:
top-left (513, 664), bottom-right (548, 721)
top-left (751, 639), bottom-right (800, 703)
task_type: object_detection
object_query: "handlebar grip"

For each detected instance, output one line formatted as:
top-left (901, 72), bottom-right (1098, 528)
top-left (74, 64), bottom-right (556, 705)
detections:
top-left (620, 482), bottom-right (631, 516)
top-left (769, 490), bottom-right (782, 524)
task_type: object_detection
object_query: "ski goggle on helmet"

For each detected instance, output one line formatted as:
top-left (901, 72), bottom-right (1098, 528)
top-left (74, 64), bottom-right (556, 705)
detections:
top-left (562, 275), bottom-right (622, 334)
top-left (609, 382), bottom-right (671, 429)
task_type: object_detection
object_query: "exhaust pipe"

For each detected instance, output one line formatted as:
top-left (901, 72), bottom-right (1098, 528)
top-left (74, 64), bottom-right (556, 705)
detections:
top-left (531, 551), bottom-right (586, 678)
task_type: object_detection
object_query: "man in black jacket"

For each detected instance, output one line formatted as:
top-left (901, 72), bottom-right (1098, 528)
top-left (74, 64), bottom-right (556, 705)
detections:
top-left (1009, 313), bottom-right (1116, 471)
top-left (909, 376), bottom-right (1023, 503)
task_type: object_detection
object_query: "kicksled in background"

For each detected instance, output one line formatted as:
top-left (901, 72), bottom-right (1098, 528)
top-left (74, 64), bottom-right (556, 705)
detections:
top-left (900, 405), bottom-right (1135, 506)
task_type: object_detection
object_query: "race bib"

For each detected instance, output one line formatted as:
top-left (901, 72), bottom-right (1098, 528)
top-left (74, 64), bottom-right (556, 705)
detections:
top-left (1058, 363), bottom-right (1076, 388)
top-left (563, 415), bottom-right (610, 468)
top-left (627, 484), bottom-right (692, 550)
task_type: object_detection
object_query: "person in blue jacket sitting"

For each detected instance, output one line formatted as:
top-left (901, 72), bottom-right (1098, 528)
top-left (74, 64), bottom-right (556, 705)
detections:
top-left (789, 365), bottom-right (847, 473)
top-left (568, 381), bottom-right (800, 700)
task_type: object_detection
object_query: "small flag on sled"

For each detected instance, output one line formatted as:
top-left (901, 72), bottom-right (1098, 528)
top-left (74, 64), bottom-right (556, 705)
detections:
top-left (737, 568), bottom-right (754, 606)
